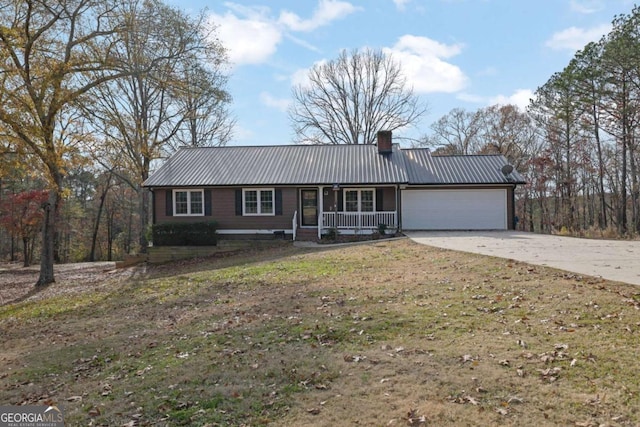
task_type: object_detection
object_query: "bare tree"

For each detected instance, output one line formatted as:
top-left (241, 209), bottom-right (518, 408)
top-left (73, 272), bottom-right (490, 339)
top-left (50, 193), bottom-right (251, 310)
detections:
top-left (83, 0), bottom-right (230, 251)
top-left (173, 61), bottom-right (235, 148)
top-left (422, 108), bottom-right (482, 154)
top-left (476, 104), bottom-right (538, 169)
top-left (289, 48), bottom-right (427, 145)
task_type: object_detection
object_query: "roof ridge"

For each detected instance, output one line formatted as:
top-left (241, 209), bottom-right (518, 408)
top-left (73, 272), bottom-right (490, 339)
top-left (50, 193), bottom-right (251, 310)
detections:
top-left (177, 143), bottom-right (404, 149)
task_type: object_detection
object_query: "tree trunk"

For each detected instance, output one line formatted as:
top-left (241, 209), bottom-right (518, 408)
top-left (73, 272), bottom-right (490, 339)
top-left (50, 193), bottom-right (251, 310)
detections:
top-left (89, 173), bottom-right (112, 261)
top-left (139, 187), bottom-right (149, 253)
top-left (10, 233), bottom-right (16, 262)
top-left (36, 190), bottom-right (58, 286)
top-left (619, 77), bottom-right (628, 234)
top-left (22, 236), bottom-right (30, 268)
top-left (139, 161), bottom-right (151, 254)
top-left (592, 107), bottom-right (607, 229)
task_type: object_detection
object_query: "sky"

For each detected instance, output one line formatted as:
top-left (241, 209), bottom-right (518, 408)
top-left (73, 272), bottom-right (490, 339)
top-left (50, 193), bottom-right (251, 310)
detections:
top-left (168, 0), bottom-right (636, 146)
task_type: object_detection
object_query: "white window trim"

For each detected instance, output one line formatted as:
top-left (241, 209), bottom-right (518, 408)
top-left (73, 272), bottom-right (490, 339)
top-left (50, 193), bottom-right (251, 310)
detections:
top-left (343, 188), bottom-right (376, 213)
top-left (173, 189), bottom-right (205, 216)
top-left (242, 188), bottom-right (275, 216)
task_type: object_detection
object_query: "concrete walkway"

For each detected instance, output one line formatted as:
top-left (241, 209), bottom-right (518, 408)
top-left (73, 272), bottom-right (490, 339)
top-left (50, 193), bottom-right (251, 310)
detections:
top-left (406, 231), bottom-right (640, 286)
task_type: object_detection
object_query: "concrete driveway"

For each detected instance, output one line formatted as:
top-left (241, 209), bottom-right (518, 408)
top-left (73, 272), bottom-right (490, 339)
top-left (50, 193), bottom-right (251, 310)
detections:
top-left (406, 231), bottom-right (640, 286)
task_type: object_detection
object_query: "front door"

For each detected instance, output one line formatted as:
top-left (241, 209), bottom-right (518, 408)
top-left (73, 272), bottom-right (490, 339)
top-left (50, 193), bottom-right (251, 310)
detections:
top-left (301, 189), bottom-right (318, 226)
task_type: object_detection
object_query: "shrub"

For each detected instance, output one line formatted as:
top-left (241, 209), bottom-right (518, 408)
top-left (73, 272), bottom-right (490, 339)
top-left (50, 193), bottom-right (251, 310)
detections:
top-left (377, 223), bottom-right (388, 236)
top-left (152, 221), bottom-right (218, 246)
top-left (325, 227), bottom-right (339, 241)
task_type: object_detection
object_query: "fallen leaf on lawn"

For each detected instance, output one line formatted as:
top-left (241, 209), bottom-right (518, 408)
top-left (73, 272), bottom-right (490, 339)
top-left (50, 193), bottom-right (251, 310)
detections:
top-left (540, 354), bottom-right (555, 364)
top-left (101, 383), bottom-right (112, 396)
top-left (464, 396), bottom-right (480, 405)
top-left (343, 354), bottom-right (366, 362)
top-left (537, 367), bottom-right (561, 382)
top-left (570, 359), bottom-right (577, 367)
top-left (307, 407), bottom-right (321, 415)
top-left (495, 407), bottom-right (508, 416)
top-left (88, 407), bottom-right (101, 417)
top-left (405, 408), bottom-right (427, 425)
top-left (66, 395), bottom-right (82, 402)
top-left (499, 359), bottom-right (510, 367)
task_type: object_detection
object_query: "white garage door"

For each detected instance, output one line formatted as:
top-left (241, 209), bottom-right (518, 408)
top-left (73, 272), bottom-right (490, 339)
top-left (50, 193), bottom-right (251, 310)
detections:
top-left (402, 189), bottom-right (507, 230)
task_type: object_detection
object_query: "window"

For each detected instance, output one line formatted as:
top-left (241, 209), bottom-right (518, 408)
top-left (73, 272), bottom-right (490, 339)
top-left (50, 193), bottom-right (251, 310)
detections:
top-left (343, 189), bottom-right (375, 212)
top-left (173, 189), bottom-right (204, 216)
top-left (243, 189), bottom-right (274, 215)
top-left (345, 190), bottom-right (359, 212)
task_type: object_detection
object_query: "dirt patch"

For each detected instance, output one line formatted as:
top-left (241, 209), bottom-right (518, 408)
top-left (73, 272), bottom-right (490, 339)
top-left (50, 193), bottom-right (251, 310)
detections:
top-left (0, 261), bottom-right (122, 305)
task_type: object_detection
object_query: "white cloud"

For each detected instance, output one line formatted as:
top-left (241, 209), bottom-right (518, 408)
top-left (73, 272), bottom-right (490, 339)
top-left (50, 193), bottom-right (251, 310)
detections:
top-left (489, 89), bottom-right (534, 111)
top-left (456, 92), bottom-right (485, 104)
top-left (207, 8), bottom-right (282, 66)
top-left (290, 59), bottom-right (327, 88)
top-left (383, 35), bottom-right (467, 93)
top-left (231, 124), bottom-right (255, 143)
top-left (393, 0), bottom-right (411, 11)
top-left (278, 0), bottom-right (360, 32)
top-left (545, 24), bottom-right (611, 51)
top-left (260, 92), bottom-right (291, 112)
top-left (207, 1), bottom-right (359, 66)
top-left (477, 66), bottom-right (498, 77)
top-left (569, 0), bottom-right (604, 14)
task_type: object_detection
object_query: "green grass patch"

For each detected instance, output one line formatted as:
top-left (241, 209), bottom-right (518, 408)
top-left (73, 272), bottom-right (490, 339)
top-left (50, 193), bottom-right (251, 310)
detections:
top-left (2, 240), bottom-right (640, 426)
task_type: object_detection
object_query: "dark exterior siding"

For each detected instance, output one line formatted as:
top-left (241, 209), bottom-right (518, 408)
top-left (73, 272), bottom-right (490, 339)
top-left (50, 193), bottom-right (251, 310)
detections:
top-left (380, 187), bottom-right (396, 211)
top-left (154, 187), bottom-right (297, 230)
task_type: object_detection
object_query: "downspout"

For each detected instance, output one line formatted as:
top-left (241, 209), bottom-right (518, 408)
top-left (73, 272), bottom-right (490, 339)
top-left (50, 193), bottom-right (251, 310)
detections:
top-left (151, 189), bottom-right (156, 225)
top-left (511, 185), bottom-right (516, 230)
top-left (318, 186), bottom-right (324, 240)
top-left (397, 184), bottom-right (402, 232)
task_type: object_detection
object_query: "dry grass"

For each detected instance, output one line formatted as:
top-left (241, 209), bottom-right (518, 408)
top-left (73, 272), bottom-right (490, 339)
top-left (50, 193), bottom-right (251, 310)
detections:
top-left (1, 239), bottom-right (640, 426)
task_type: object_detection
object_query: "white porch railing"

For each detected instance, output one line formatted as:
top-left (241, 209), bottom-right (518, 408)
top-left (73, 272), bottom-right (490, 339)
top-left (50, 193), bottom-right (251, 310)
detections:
top-left (321, 211), bottom-right (397, 229)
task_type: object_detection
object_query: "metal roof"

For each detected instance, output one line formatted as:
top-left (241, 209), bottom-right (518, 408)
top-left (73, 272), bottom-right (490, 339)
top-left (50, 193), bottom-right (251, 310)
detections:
top-left (143, 144), bottom-right (409, 187)
top-left (403, 149), bottom-right (526, 185)
top-left (143, 144), bottom-right (525, 188)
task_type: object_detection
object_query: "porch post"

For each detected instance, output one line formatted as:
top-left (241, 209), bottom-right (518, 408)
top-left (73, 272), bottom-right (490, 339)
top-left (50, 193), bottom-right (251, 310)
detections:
top-left (397, 185), bottom-right (402, 231)
top-left (318, 186), bottom-right (324, 240)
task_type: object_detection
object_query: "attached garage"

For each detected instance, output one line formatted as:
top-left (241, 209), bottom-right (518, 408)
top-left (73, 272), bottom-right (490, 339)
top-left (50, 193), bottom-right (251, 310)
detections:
top-left (402, 188), bottom-right (508, 230)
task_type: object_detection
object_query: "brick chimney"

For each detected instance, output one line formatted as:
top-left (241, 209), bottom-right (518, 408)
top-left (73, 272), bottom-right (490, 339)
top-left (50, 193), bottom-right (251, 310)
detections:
top-left (377, 130), bottom-right (392, 154)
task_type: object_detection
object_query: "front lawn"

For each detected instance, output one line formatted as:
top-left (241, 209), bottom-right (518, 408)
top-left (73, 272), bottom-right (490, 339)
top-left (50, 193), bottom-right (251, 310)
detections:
top-left (1, 240), bottom-right (638, 426)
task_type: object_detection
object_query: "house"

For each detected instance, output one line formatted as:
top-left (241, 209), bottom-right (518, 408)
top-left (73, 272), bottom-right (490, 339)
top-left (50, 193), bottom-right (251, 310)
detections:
top-left (143, 131), bottom-right (525, 241)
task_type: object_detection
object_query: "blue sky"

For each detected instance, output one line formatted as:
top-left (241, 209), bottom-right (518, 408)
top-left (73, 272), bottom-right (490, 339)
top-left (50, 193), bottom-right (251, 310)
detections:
top-left (169, 0), bottom-right (634, 146)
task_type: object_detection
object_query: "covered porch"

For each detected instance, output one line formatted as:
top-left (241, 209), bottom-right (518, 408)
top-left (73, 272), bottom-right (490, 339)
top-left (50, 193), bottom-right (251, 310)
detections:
top-left (322, 211), bottom-right (397, 230)
top-left (296, 185), bottom-right (399, 240)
